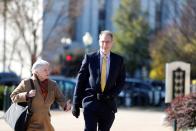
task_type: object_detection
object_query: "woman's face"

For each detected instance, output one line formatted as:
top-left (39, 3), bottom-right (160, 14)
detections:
top-left (36, 64), bottom-right (50, 81)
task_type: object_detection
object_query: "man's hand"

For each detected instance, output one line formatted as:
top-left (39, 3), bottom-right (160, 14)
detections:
top-left (72, 105), bottom-right (80, 118)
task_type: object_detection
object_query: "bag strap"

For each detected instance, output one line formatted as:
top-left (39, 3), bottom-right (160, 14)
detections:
top-left (28, 79), bottom-right (35, 114)
top-left (30, 79), bottom-right (35, 90)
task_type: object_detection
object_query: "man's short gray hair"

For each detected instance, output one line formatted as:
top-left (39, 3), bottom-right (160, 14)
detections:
top-left (99, 30), bottom-right (113, 39)
top-left (31, 58), bottom-right (49, 74)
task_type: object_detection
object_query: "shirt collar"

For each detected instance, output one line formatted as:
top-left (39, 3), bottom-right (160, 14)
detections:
top-left (100, 50), bottom-right (110, 59)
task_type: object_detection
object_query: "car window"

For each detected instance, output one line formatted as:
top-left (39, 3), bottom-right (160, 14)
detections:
top-left (54, 80), bottom-right (74, 90)
top-left (65, 82), bottom-right (75, 89)
top-left (125, 81), bottom-right (152, 90)
top-left (55, 80), bottom-right (65, 90)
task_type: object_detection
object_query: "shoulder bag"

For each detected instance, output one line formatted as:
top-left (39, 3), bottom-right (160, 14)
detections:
top-left (4, 79), bottom-right (35, 131)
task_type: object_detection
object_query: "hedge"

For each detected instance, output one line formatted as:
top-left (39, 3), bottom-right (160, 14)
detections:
top-left (0, 85), bottom-right (15, 110)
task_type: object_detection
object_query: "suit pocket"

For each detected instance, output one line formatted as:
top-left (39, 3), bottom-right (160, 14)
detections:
top-left (82, 95), bottom-right (94, 108)
top-left (106, 100), bottom-right (117, 113)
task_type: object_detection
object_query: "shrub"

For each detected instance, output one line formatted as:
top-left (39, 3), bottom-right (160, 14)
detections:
top-left (165, 93), bottom-right (196, 130)
top-left (0, 86), bottom-right (15, 110)
top-left (0, 86), bottom-right (4, 110)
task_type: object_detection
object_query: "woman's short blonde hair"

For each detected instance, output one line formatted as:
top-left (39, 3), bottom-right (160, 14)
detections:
top-left (31, 58), bottom-right (49, 74)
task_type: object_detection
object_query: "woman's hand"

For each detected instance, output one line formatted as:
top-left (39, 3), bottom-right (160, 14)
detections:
top-left (64, 99), bottom-right (72, 112)
top-left (28, 89), bottom-right (36, 98)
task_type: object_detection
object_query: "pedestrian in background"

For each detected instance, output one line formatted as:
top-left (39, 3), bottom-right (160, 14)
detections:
top-left (10, 58), bottom-right (71, 131)
top-left (72, 30), bottom-right (125, 131)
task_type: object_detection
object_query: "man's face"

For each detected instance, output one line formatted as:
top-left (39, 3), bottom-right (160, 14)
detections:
top-left (99, 34), bottom-right (113, 55)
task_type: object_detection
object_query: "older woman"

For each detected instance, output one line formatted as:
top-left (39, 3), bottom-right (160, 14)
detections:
top-left (10, 58), bottom-right (71, 131)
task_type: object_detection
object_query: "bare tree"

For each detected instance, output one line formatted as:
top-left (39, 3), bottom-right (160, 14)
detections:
top-left (42, 0), bottom-right (83, 64)
top-left (2, 0), bottom-right (83, 76)
top-left (149, 0), bottom-right (196, 79)
top-left (177, 0), bottom-right (196, 43)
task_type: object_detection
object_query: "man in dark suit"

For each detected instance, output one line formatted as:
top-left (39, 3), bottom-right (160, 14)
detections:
top-left (72, 30), bottom-right (125, 131)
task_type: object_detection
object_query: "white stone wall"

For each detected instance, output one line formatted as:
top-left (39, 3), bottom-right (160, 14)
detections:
top-left (165, 61), bottom-right (191, 103)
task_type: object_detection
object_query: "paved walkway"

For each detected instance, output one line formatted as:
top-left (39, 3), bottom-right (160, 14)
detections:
top-left (0, 108), bottom-right (173, 131)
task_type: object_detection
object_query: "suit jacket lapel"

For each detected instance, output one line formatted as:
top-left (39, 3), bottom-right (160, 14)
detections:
top-left (32, 79), bottom-right (45, 102)
top-left (105, 53), bottom-right (113, 90)
top-left (95, 51), bottom-right (115, 92)
top-left (34, 79), bottom-right (50, 103)
top-left (95, 51), bottom-right (101, 88)
top-left (45, 81), bottom-right (52, 103)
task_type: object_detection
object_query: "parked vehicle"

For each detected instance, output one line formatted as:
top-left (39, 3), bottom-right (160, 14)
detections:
top-left (0, 72), bottom-right (21, 86)
top-left (118, 78), bottom-right (163, 107)
top-left (49, 75), bottom-right (76, 109)
top-left (146, 80), bottom-right (165, 106)
top-left (0, 72), bottom-right (21, 111)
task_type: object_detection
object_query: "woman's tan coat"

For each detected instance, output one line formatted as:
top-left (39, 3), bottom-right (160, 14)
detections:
top-left (10, 77), bottom-right (67, 131)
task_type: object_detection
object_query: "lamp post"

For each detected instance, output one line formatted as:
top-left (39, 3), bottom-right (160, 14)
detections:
top-left (60, 37), bottom-right (72, 64)
top-left (60, 37), bottom-right (72, 76)
top-left (82, 32), bottom-right (93, 53)
top-left (61, 37), bottom-right (72, 49)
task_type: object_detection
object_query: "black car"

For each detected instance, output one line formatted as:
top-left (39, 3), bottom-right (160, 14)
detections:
top-left (49, 75), bottom-right (76, 109)
top-left (118, 78), bottom-right (154, 107)
top-left (146, 80), bottom-right (165, 106)
top-left (0, 72), bottom-right (21, 86)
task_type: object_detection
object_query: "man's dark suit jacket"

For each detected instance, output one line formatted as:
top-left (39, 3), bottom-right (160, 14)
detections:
top-left (73, 51), bottom-right (125, 113)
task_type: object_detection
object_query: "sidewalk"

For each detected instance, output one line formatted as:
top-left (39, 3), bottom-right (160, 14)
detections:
top-left (0, 108), bottom-right (173, 131)
top-left (0, 110), bottom-right (4, 119)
